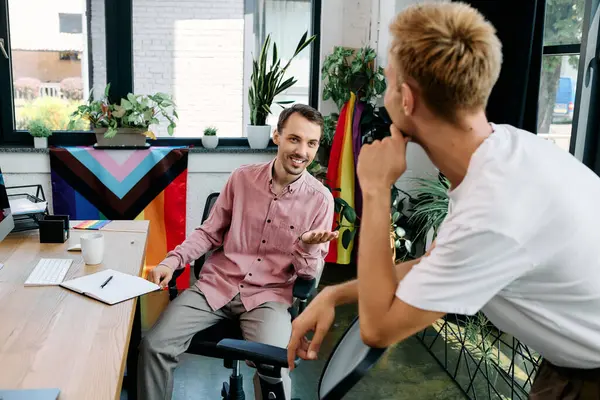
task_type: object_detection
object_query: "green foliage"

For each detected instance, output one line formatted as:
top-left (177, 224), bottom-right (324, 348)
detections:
top-left (17, 97), bottom-right (87, 131)
top-left (390, 186), bottom-right (414, 261)
top-left (28, 120), bottom-right (52, 138)
top-left (249, 31), bottom-right (316, 126)
top-left (68, 84), bottom-right (178, 138)
top-left (543, 0), bottom-right (584, 46)
top-left (322, 114), bottom-right (338, 147)
top-left (405, 175), bottom-right (450, 244)
top-left (307, 160), bottom-right (327, 181)
top-left (321, 46), bottom-right (386, 110)
top-left (203, 126), bottom-right (218, 136)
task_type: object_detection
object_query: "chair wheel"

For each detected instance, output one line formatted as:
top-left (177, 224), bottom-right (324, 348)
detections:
top-left (221, 382), bottom-right (229, 399)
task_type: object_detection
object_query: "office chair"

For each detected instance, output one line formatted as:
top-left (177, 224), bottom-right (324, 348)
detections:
top-left (217, 316), bottom-right (388, 399)
top-left (167, 192), bottom-right (319, 399)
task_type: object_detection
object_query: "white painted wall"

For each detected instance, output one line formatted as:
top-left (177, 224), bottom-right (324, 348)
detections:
top-left (0, 152), bottom-right (273, 236)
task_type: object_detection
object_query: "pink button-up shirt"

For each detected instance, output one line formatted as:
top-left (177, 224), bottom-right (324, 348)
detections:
top-left (160, 160), bottom-right (335, 311)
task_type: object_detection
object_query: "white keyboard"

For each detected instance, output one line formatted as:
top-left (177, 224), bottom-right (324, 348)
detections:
top-left (24, 258), bottom-right (73, 286)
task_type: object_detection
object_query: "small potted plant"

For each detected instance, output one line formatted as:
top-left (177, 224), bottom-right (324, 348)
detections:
top-left (247, 31), bottom-right (315, 149)
top-left (68, 84), bottom-right (178, 147)
top-left (28, 120), bottom-right (52, 148)
top-left (202, 126), bottom-right (219, 149)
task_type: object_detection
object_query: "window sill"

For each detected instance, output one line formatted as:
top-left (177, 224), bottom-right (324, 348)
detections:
top-left (0, 146), bottom-right (277, 174)
top-left (0, 145), bottom-right (277, 154)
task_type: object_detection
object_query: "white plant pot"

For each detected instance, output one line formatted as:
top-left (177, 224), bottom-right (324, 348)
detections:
top-left (202, 135), bottom-right (219, 149)
top-left (247, 125), bottom-right (272, 149)
top-left (33, 137), bottom-right (48, 148)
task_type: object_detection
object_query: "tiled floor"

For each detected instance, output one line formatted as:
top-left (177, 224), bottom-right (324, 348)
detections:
top-left (126, 264), bottom-right (466, 399)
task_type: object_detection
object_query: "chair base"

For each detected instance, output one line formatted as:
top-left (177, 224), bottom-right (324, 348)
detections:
top-left (221, 374), bottom-right (245, 400)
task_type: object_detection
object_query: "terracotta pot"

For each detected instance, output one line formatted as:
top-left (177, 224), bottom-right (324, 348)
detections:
top-left (94, 128), bottom-right (147, 147)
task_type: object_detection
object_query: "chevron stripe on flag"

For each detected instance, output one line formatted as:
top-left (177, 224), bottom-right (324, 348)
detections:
top-left (49, 146), bottom-right (189, 291)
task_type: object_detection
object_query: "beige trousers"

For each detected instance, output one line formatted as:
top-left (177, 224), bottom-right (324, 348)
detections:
top-left (137, 285), bottom-right (292, 400)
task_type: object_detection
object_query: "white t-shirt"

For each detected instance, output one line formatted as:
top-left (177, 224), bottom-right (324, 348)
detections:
top-left (396, 123), bottom-right (600, 369)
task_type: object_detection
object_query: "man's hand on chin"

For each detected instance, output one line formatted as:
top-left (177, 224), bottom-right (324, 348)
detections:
top-left (357, 124), bottom-right (409, 194)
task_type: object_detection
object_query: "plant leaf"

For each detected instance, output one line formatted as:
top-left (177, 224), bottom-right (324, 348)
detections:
top-left (121, 99), bottom-right (133, 110)
top-left (341, 229), bottom-right (356, 249)
top-left (342, 206), bottom-right (357, 224)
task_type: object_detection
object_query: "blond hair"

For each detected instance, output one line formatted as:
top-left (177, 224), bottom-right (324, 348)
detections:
top-left (389, 2), bottom-right (502, 122)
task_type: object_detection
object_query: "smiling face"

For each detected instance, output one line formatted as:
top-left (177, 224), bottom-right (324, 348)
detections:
top-left (273, 111), bottom-right (322, 176)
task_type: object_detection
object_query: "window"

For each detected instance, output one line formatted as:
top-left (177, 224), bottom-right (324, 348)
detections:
top-left (59, 51), bottom-right (80, 61)
top-left (132, 0), bottom-right (317, 138)
top-left (59, 13), bottom-right (83, 34)
top-left (537, 0), bottom-right (585, 152)
top-left (0, 0), bottom-right (320, 145)
top-left (2, 0), bottom-right (101, 139)
top-left (257, 0), bottom-right (313, 128)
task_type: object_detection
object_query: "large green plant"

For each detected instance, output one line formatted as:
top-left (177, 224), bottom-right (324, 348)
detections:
top-left (320, 46), bottom-right (386, 150)
top-left (68, 84), bottom-right (178, 138)
top-left (322, 46), bottom-right (386, 110)
top-left (404, 174), bottom-right (450, 243)
top-left (249, 32), bottom-right (316, 126)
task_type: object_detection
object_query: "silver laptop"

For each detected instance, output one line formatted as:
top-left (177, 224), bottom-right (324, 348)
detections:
top-left (0, 389), bottom-right (60, 400)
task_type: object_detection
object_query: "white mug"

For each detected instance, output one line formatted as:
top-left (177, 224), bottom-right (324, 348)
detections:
top-left (80, 233), bottom-right (104, 265)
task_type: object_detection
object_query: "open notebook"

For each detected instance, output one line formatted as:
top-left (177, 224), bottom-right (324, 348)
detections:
top-left (60, 269), bottom-right (161, 305)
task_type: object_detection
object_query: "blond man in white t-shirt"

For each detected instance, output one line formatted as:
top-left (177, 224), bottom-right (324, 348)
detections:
top-left (287, 2), bottom-right (600, 398)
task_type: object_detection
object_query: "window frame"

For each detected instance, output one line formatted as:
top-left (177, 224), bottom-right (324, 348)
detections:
top-left (539, 0), bottom-right (588, 158)
top-left (569, 0), bottom-right (600, 175)
top-left (0, 0), bottom-right (322, 147)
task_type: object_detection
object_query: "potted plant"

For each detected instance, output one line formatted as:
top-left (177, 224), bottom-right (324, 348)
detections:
top-left (247, 31), bottom-right (316, 149)
top-left (68, 84), bottom-right (178, 147)
top-left (28, 120), bottom-right (52, 148)
top-left (202, 126), bottom-right (219, 149)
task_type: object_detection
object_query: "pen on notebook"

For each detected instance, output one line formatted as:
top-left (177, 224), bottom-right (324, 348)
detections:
top-left (100, 275), bottom-right (113, 288)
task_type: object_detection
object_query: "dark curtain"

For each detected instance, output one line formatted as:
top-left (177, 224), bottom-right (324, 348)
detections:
top-left (461, 0), bottom-right (545, 133)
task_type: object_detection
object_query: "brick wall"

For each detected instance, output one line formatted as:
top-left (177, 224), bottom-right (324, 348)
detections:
top-left (12, 51), bottom-right (81, 82)
top-left (132, 0), bottom-right (245, 137)
top-left (90, 0), bottom-right (106, 97)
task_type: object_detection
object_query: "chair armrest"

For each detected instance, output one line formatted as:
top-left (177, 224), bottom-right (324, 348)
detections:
top-left (293, 277), bottom-right (316, 300)
top-left (167, 268), bottom-right (185, 301)
top-left (217, 339), bottom-right (299, 369)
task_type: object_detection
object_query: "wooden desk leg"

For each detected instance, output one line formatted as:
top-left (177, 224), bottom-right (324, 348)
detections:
top-left (127, 300), bottom-right (141, 400)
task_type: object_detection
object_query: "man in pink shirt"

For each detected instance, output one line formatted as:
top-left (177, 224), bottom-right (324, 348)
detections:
top-left (138, 104), bottom-right (337, 400)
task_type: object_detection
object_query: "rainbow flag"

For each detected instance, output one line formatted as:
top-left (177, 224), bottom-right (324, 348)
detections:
top-left (73, 220), bottom-right (112, 230)
top-left (325, 92), bottom-right (359, 265)
top-left (49, 146), bottom-right (189, 289)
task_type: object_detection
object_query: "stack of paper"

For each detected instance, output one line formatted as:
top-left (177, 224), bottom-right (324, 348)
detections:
top-left (9, 198), bottom-right (48, 215)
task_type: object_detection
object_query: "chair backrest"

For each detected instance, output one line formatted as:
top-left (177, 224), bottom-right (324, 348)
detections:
top-left (318, 317), bottom-right (387, 400)
top-left (193, 192), bottom-right (220, 279)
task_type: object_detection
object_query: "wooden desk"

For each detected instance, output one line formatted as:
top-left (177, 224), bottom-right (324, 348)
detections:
top-left (0, 221), bottom-right (149, 400)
